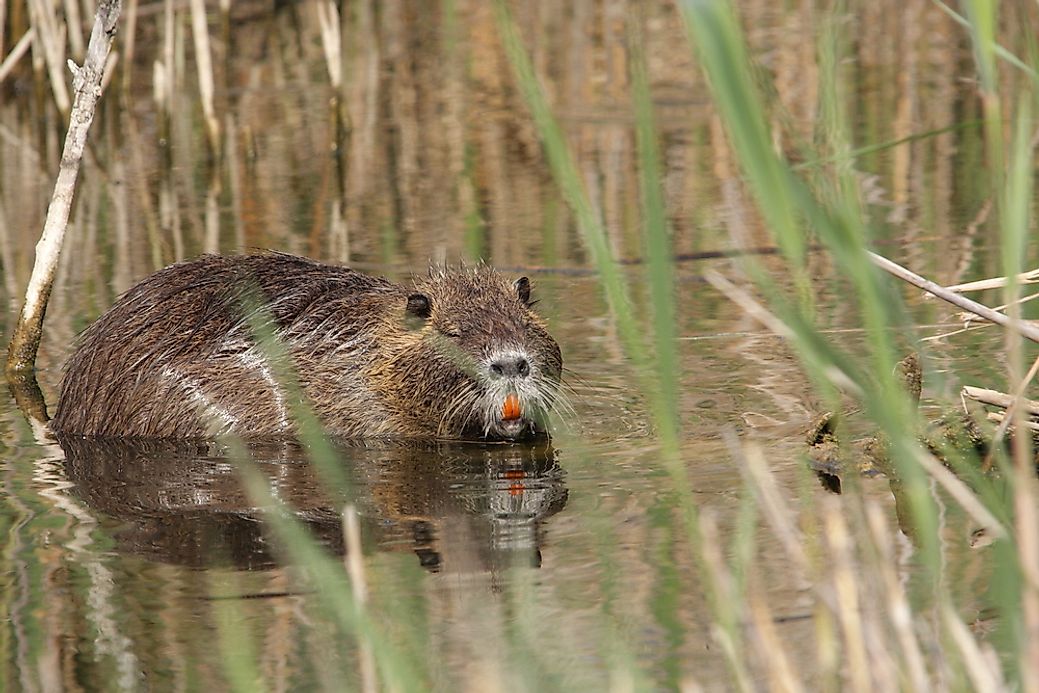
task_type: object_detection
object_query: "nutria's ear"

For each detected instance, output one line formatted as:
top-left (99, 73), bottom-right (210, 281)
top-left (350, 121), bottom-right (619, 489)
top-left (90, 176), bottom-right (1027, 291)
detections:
top-left (406, 293), bottom-right (432, 320)
top-left (514, 277), bottom-right (531, 305)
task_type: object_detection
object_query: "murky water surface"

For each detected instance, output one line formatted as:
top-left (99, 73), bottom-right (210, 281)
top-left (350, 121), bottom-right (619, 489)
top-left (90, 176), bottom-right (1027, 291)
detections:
top-left (0, 1), bottom-right (1027, 689)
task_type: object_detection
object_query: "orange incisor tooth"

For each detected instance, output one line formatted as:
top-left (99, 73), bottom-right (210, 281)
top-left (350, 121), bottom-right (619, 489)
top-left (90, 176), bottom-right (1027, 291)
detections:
top-left (502, 393), bottom-right (522, 421)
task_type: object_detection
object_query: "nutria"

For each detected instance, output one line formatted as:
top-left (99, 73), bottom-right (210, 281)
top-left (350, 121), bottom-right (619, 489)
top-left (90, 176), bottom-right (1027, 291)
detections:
top-left (50, 253), bottom-right (564, 441)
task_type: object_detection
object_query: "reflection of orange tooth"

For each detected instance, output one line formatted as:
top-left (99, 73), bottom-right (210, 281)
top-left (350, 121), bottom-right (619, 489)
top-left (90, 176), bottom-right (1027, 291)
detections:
top-left (502, 393), bottom-right (522, 421)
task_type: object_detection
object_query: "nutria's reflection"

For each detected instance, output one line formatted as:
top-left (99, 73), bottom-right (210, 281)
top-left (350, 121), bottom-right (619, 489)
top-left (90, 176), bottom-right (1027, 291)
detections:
top-left (58, 436), bottom-right (568, 572)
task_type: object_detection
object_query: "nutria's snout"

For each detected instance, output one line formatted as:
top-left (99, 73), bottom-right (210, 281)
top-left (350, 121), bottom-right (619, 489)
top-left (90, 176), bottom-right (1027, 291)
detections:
top-left (489, 354), bottom-right (530, 379)
top-left (479, 347), bottom-right (554, 442)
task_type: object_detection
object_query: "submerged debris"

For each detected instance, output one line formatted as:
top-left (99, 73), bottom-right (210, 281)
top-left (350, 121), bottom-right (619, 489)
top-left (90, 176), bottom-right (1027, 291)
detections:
top-left (805, 353), bottom-right (920, 491)
top-left (806, 351), bottom-right (1039, 493)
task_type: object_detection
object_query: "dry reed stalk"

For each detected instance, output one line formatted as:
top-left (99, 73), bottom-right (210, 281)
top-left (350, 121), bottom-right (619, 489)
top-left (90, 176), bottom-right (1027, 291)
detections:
top-left (225, 113), bottom-right (245, 250)
top-left (746, 587), bottom-right (804, 692)
top-left (159, 176), bottom-right (184, 261)
top-left (28, 0), bottom-right (71, 114)
top-left (963, 385), bottom-right (1039, 416)
top-left (980, 354), bottom-right (1039, 470)
top-left (940, 603), bottom-right (1005, 692)
top-left (0, 29), bottom-right (34, 84)
top-left (157, 0), bottom-right (175, 127)
top-left (342, 505), bottom-right (377, 693)
top-left (6, 0), bottom-right (121, 378)
top-left (122, 111), bottom-right (164, 269)
top-left (821, 501), bottom-right (871, 692)
top-left (704, 270), bottom-right (862, 394)
top-left (935, 268), bottom-right (1039, 295)
top-left (121, 0), bottom-right (138, 91)
top-left (189, 0), bottom-right (219, 152)
top-left (869, 252), bottom-right (1039, 344)
top-left (986, 411), bottom-right (1039, 432)
top-left (110, 158), bottom-right (131, 294)
top-left (863, 504), bottom-right (929, 690)
top-left (1014, 455), bottom-right (1039, 689)
top-left (63, 0), bottom-right (85, 58)
top-left (0, 196), bottom-right (20, 305)
top-left (204, 171), bottom-right (220, 254)
top-left (947, 292), bottom-right (1039, 330)
top-left (739, 442), bottom-right (810, 571)
top-left (909, 447), bottom-right (1008, 539)
top-left (697, 509), bottom-right (754, 692)
top-left (316, 0), bottom-right (341, 89)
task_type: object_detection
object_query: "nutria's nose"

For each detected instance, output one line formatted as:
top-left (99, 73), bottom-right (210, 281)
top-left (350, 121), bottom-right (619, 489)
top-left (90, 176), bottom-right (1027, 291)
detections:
top-left (490, 355), bottom-right (530, 378)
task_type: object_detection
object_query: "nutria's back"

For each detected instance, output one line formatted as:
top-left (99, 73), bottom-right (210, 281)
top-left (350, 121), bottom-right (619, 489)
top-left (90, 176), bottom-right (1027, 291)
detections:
top-left (51, 253), bottom-right (564, 440)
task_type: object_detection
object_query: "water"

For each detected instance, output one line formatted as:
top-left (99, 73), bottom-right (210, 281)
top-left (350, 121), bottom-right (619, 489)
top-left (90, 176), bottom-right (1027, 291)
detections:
top-left (0, 1), bottom-right (1027, 690)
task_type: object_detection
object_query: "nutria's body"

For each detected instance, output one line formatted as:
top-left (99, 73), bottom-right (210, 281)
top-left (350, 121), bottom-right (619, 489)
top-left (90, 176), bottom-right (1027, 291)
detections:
top-left (51, 253), bottom-right (563, 441)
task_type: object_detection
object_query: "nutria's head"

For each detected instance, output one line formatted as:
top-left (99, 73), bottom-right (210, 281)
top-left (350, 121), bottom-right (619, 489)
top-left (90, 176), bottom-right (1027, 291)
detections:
top-left (383, 266), bottom-right (564, 441)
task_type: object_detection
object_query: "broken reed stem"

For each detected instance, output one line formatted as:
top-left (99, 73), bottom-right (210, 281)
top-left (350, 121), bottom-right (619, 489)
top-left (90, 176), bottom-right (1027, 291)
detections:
top-left (868, 251), bottom-right (1039, 344)
top-left (6, 0), bottom-right (122, 378)
top-left (986, 412), bottom-right (1039, 433)
top-left (981, 354), bottom-right (1039, 471)
top-left (962, 385), bottom-right (1039, 417)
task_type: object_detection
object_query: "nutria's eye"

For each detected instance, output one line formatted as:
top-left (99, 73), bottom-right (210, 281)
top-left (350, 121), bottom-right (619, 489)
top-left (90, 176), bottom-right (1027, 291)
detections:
top-left (406, 293), bottom-right (432, 320)
top-left (514, 277), bottom-right (531, 305)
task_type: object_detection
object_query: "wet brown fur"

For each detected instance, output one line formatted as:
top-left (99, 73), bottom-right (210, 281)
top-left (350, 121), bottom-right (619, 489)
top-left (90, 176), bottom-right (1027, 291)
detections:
top-left (51, 253), bottom-right (563, 440)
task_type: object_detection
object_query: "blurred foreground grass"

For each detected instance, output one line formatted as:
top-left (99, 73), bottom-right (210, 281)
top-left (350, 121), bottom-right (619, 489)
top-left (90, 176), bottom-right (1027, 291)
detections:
top-left (4, 0), bottom-right (1038, 690)
top-left (231, 0), bottom-right (1038, 689)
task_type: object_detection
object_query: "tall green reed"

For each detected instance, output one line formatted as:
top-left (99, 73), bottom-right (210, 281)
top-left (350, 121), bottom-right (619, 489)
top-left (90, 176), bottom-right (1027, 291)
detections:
top-left (67, 0), bottom-right (1039, 688)
top-left (679, 0), bottom-right (943, 557)
top-left (213, 296), bottom-right (428, 691)
top-left (679, 0), bottom-right (1039, 686)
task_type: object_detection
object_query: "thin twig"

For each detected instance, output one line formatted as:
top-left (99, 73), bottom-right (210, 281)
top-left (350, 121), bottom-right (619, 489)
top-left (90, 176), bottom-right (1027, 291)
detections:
top-left (934, 268), bottom-right (1039, 295)
top-left (868, 251), bottom-right (1039, 344)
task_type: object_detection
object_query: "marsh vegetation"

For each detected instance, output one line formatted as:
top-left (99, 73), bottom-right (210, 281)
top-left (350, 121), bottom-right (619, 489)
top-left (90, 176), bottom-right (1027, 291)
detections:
top-left (1, 0), bottom-right (1038, 690)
